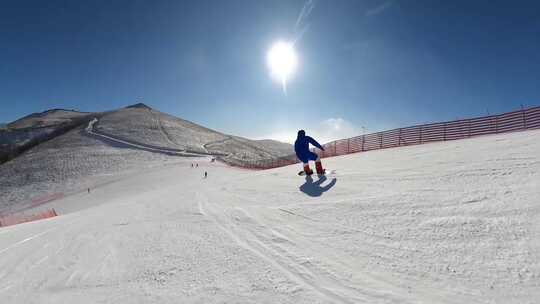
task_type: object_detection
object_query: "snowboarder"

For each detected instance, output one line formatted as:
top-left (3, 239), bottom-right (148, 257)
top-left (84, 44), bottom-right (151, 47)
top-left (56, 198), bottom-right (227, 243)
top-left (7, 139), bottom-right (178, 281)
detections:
top-left (294, 130), bottom-right (325, 175)
top-left (204, 171), bottom-right (208, 178)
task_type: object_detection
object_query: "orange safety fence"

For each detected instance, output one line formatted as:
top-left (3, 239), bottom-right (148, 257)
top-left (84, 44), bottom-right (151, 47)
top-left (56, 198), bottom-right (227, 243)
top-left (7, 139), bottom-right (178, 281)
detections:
top-left (0, 208), bottom-right (58, 228)
top-left (0, 193), bottom-right (64, 217)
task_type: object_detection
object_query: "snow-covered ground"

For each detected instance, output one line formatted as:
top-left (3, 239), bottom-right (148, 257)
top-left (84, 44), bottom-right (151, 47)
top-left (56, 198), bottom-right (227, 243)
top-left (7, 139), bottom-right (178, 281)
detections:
top-left (0, 125), bottom-right (183, 213)
top-left (1, 129), bottom-right (539, 303)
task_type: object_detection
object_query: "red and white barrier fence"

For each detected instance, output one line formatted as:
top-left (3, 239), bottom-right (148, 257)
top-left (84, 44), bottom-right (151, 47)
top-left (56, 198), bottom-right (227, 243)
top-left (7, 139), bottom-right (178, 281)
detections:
top-left (0, 192), bottom-right (64, 217)
top-left (0, 209), bottom-right (58, 228)
top-left (242, 106), bottom-right (540, 169)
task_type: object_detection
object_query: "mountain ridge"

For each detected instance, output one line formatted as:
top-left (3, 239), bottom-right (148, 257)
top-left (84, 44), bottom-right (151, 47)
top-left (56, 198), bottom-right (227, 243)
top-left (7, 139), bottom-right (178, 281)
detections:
top-left (1, 103), bottom-right (293, 164)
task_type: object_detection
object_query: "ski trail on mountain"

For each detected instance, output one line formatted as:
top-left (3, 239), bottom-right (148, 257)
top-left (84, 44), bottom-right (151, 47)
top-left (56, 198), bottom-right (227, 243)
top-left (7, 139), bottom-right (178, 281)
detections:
top-left (202, 136), bottom-right (233, 155)
top-left (149, 109), bottom-right (180, 149)
top-left (85, 119), bottom-right (197, 156)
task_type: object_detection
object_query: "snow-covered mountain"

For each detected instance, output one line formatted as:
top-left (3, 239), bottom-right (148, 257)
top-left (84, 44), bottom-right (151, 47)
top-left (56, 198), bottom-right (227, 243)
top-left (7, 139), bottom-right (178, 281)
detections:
top-left (0, 109), bottom-right (95, 164)
top-left (92, 103), bottom-right (293, 160)
top-left (7, 109), bottom-right (91, 129)
top-left (0, 128), bottom-right (538, 303)
top-left (0, 103), bottom-right (292, 212)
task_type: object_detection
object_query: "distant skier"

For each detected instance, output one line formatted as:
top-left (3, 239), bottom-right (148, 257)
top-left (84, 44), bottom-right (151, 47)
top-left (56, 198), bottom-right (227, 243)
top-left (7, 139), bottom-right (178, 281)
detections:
top-left (204, 171), bottom-right (208, 178)
top-left (294, 130), bottom-right (325, 175)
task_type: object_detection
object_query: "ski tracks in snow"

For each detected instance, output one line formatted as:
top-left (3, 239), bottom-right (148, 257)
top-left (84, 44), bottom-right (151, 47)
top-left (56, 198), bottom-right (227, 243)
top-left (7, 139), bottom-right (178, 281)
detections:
top-left (0, 216), bottom-right (82, 295)
top-left (195, 191), bottom-right (412, 303)
top-left (195, 191), bottom-right (354, 303)
top-left (0, 225), bottom-right (60, 255)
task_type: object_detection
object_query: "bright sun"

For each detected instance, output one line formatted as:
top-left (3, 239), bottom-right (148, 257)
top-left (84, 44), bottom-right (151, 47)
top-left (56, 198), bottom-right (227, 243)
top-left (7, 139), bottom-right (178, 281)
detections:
top-left (267, 41), bottom-right (298, 93)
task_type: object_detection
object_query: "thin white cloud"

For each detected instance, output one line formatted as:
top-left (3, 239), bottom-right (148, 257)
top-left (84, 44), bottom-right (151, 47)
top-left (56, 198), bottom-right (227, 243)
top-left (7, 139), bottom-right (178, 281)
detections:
top-left (315, 118), bottom-right (363, 144)
top-left (294, 0), bottom-right (315, 32)
top-left (258, 117), bottom-right (363, 145)
top-left (365, 0), bottom-right (395, 17)
top-left (293, 0), bottom-right (316, 44)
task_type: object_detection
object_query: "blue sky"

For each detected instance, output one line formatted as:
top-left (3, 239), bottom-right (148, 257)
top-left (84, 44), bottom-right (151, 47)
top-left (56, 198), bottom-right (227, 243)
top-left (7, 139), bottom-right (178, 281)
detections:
top-left (1, 0), bottom-right (539, 143)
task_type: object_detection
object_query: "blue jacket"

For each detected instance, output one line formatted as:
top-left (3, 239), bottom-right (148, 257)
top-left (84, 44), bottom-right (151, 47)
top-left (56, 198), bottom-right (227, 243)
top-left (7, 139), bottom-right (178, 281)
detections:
top-left (294, 133), bottom-right (324, 162)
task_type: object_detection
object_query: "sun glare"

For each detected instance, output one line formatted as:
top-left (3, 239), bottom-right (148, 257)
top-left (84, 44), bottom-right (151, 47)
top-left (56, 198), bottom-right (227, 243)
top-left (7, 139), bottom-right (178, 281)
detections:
top-left (267, 41), bottom-right (298, 93)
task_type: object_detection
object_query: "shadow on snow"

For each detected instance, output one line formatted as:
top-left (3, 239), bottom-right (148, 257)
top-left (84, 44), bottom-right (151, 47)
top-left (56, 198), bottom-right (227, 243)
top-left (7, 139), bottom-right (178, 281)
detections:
top-left (299, 175), bottom-right (337, 197)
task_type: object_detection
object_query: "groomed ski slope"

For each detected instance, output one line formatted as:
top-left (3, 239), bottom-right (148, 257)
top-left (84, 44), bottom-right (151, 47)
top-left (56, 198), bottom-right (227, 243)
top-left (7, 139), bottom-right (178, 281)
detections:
top-left (1, 129), bottom-right (539, 303)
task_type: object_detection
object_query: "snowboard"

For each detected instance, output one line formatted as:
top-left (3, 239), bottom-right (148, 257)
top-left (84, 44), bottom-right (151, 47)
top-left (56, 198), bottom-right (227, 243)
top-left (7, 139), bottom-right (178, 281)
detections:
top-left (298, 169), bottom-right (334, 176)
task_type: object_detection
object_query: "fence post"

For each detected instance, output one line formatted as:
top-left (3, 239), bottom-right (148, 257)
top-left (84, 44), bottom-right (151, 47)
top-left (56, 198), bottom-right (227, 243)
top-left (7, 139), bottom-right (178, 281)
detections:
top-left (334, 141), bottom-right (337, 156)
top-left (419, 126), bottom-right (423, 144)
top-left (495, 115), bottom-right (499, 133)
top-left (468, 119), bottom-right (472, 137)
top-left (347, 138), bottom-right (350, 153)
top-left (362, 135), bottom-right (365, 152)
top-left (443, 123), bottom-right (447, 141)
top-left (522, 107), bottom-right (526, 129)
top-left (379, 133), bottom-right (383, 149)
top-left (398, 128), bottom-right (402, 146)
